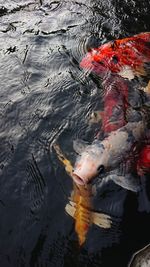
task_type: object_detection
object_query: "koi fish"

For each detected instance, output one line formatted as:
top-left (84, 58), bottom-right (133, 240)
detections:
top-left (72, 119), bottom-right (147, 191)
top-left (53, 144), bottom-right (112, 246)
top-left (128, 244), bottom-right (150, 267)
top-left (81, 32), bottom-right (150, 136)
top-left (90, 78), bottom-right (150, 175)
top-left (80, 32), bottom-right (150, 80)
top-left (74, 33), bottom-right (150, 190)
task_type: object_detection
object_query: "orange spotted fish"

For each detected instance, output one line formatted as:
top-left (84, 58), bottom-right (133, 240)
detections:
top-left (53, 144), bottom-right (112, 246)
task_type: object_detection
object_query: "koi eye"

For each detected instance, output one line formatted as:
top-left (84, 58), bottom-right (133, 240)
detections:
top-left (98, 61), bottom-right (104, 65)
top-left (97, 165), bottom-right (105, 174)
top-left (112, 55), bottom-right (119, 64)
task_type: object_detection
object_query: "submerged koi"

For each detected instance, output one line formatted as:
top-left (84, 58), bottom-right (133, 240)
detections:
top-left (73, 89), bottom-right (150, 189)
top-left (72, 120), bottom-right (147, 191)
top-left (93, 75), bottom-right (129, 134)
top-left (72, 33), bottom-right (150, 189)
top-left (53, 144), bottom-right (112, 246)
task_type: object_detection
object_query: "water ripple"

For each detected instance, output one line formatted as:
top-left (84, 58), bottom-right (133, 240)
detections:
top-left (0, 0), bottom-right (150, 266)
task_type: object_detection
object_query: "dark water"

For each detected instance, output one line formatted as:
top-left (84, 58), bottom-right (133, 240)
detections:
top-left (0, 1), bottom-right (150, 266)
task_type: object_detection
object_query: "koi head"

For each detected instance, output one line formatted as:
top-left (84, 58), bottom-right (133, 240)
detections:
top-left (72, 121), bottom-right (144, 186)
top-left (72, 140), bottom-right (107, 185)
top-left (80, 42), bottom-right (122, 76)
top-left (80, 33), bottom-right (150, 78)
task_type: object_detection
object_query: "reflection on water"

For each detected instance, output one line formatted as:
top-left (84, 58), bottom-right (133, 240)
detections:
top-left (0, 0), bottom-right (150, 266)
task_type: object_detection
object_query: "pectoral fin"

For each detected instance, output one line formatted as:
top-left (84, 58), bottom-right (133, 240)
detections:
top-left (144, 80), bottom-right (150, 94)
top-left (65, 201), bottom-right (112, 229)
top-left (119, 66), bottom-right (135, 80)
top-left (65, 201), bottom-right (76, 217)
top-left (134, 65), bottom-right (147, 77)
top-left (110, 174), bottom-right (140, 192)
top-left (92, 211), bottom-right (112, 229)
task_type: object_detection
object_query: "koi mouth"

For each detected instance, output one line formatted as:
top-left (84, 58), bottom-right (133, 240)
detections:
top-left (72, 173), bottom-right (89, 185)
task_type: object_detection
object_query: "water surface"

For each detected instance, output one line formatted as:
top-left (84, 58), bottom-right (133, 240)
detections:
top-left (0, 1), bottom-right (150, 266)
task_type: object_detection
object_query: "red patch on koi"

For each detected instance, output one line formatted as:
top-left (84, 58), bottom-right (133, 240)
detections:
top-left (138, 145), bottom-right (150, 170)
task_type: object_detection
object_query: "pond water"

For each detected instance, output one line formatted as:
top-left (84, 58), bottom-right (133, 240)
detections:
top-left (0, 1), bottom-right (150, 266)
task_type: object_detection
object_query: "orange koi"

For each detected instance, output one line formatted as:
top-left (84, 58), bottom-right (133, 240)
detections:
top-left (53, 143), bottom-right (112, 246)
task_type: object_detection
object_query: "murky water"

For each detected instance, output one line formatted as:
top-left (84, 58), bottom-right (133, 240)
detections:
top-left (0, 1), bottom-right (150, 266)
